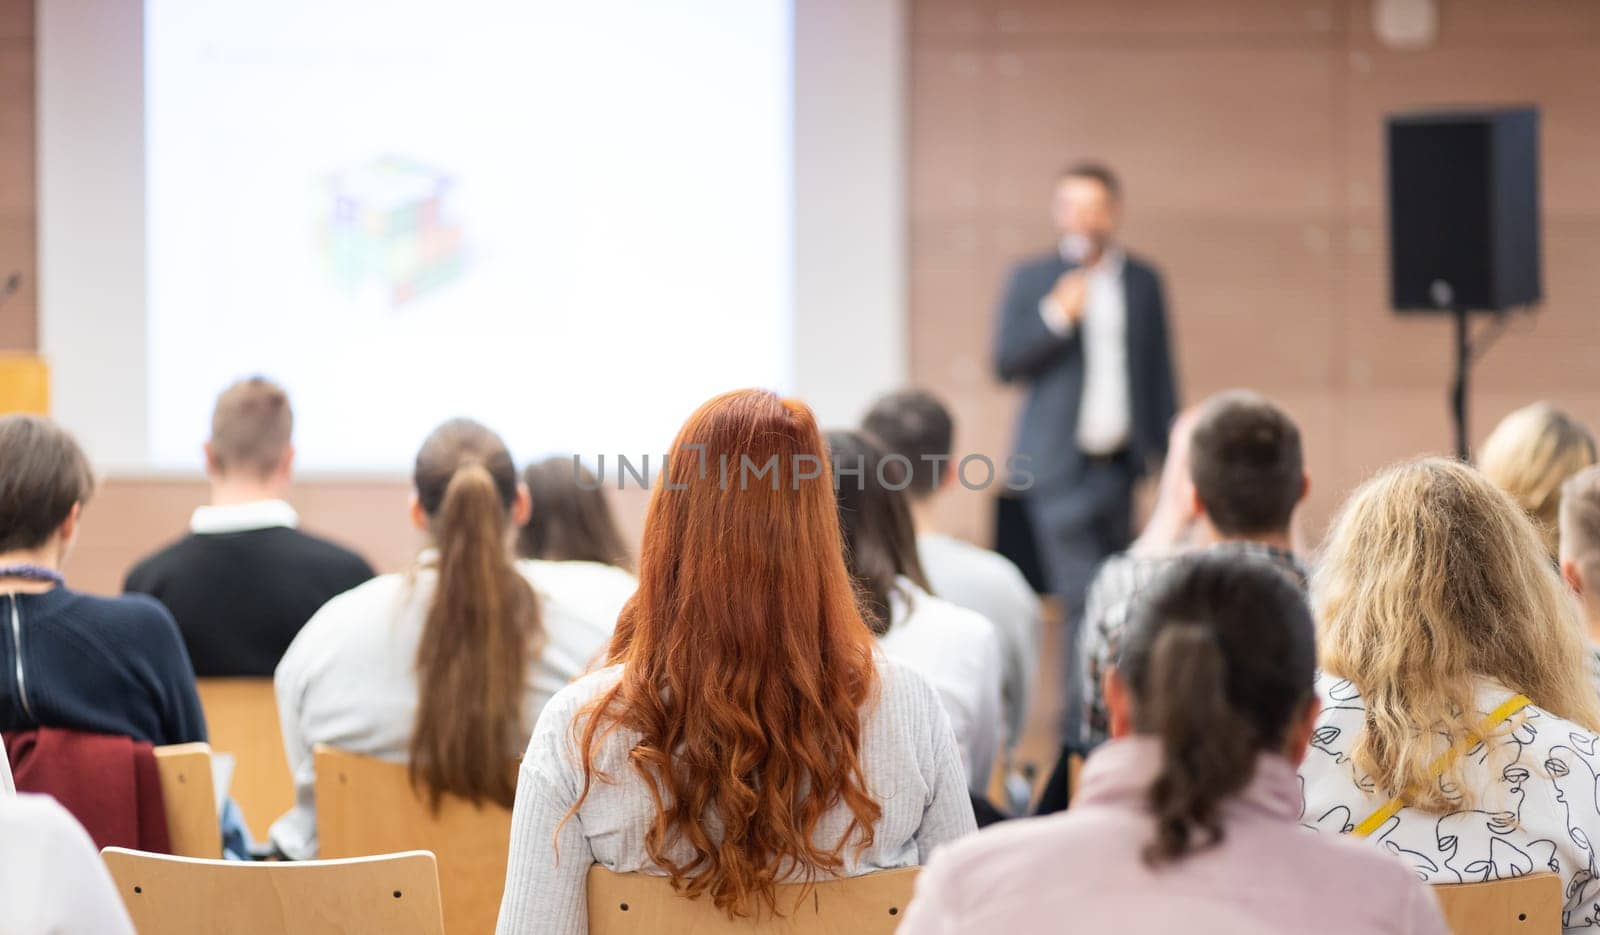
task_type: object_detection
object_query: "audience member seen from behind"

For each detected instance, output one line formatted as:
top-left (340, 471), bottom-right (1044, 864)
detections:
top-left (1301, 458), bottom-right (1600, 917)
top-left (1077, 391), bottom-right (1308, 748)
top-left (496, 390), bottom-right (975, 934)
top-left (1478, 401), bottom-right (1597, 562)
top-left (828, 428), bottom-right (1004, 799)
top-left (272, 419), bottom-right (630, 859)
top-left (124, 377), bottom-right (373, 677)
top-left (0, 790), bottom-right (138, 935)
top-left (898, 554), bottom-right (1448, 935)
top-left (861, 389), bottom-right (1041, 759)
top-left (1558, 464), bottom-right (1600, 695)
top-left (516, 456), bottom-right (632, 570)
top-left (0, 415), bottom-right (206, 747)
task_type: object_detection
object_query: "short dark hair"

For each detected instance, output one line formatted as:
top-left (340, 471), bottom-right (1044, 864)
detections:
top-left (860, 389), bottom-right (954, 502)
top-left (1060, 161), bottom-right (1121, 200)
top-left (1188, 391), bottom-right (1303, 537)
top-left (0, 415), bottom-right (94, 552)
top-left (1119, 552), bottom-right (1316, 864)
top-left (210, 376), bottom-right (293, 479)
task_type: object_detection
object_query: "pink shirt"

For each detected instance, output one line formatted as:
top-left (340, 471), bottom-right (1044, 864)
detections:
top-left (898, 738), bottom-right (1449, 935)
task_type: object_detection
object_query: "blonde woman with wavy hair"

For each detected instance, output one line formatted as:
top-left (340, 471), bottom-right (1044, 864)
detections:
top-left (1478, 402), bottom-right (1597, 560)
top-left (1301, 458), bottom-right (1600, 922)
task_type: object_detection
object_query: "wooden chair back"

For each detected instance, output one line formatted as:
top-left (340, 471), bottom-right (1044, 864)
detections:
top-left (586, 866), bottom-right (920, 934)
top-left (101, 846), bottom-right (444, 935)
top-left (314, 745), bottom-right (512, 935)
top-left (1432, 874), bottom-right (1562, 934)
top-left (195, 677), bottom-right (293, 841)
top-left (153, 742), bottom-right (219, 858)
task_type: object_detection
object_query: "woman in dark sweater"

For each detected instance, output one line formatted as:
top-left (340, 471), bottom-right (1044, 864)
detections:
top-left (0, 415), bottom-right (206, 746)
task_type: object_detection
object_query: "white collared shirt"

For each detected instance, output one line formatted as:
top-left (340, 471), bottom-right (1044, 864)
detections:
top-left (190, 499), bottom-right (300, 535)
top-left (1039, 244), bottom-right (1133, 455)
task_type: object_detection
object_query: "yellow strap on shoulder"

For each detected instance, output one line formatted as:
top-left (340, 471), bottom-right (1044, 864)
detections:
top-left (1350, 693), bottom-right (1531, 839)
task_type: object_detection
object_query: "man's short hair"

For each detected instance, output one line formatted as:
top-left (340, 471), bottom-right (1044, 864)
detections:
top-left (861, 389), bottom-right (954, 502)
top-left (1060, 161), bottom-right (1121, 200)
top-left (1188, 391), bottom-right (1303, 537)
top-left (1561, 465), bottom-right (1600, 588)
top-left (210, 376), bottom-right (293, 479)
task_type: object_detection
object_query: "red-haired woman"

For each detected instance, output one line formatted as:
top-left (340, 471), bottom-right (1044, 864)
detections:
top-left (496, 390), bottom-right (975, 933)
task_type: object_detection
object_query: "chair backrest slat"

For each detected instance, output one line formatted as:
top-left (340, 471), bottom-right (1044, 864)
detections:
top-left (1432, 873), bottom-right (1562, 935)
top-left (102, 846), bottom-right (444, 935)
top-left (195, 678), bottom-right (292, 842)
top-left (586, 866), bottom-right (919, 935)
top-left (153, 742), bottom-right (219, 859)
top-left (314, 745), bottom-right (512, 935)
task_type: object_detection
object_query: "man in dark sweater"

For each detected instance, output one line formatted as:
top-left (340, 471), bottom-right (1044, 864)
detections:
top-left (125, 377), bottom-right (373, 677)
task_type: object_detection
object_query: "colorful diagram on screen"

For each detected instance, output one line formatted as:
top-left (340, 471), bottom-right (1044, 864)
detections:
top-left (318, 156), bottom-right (464, 307)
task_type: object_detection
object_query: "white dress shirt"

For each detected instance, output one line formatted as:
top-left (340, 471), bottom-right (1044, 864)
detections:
top-left (916, 532), bottom-right (1041, 752)
top-left (1039, 245), bottom-right (1132, 455)
top-left (190, 498), bottom-right (300, 534)
top-left (879, 577), bottom-right (1004, 795)
top-left (270, 556), bottom-right (636, 858)
top-left (0, 794), bottom-right (138, 935)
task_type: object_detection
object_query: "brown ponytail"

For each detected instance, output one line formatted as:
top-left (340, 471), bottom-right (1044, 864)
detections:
top-left (1117, 553), bottom-right (1317, 867)
top-left (410, 420), bottom-right (543, 810)
top-left (1138, 625), bottom-right (1257, 865)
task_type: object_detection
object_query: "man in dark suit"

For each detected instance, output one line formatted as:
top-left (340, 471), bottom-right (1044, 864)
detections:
top-left (992, 163), bottom-right (1177, 728)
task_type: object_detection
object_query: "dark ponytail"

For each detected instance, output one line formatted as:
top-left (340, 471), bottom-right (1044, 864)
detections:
top-left (1117, 553), bottom-right (1316, 867)
top-left (410, 420), bottom-right (543, 810)
top-left (1139, 625), bottom-right (1258, 864)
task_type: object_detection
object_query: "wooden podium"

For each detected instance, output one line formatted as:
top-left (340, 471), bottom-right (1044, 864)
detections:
top-left (0, 353), bottom-right (48, 414)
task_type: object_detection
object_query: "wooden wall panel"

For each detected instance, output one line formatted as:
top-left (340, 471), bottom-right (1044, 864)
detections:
top-left (910, 0), bottom-right (1600, 548)
top-left (66, 477), bottom-right (653, 598)
top-left (0, 0), bottom-right (35, 350)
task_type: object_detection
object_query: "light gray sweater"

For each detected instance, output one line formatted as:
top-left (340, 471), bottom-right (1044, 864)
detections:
top-left (495, 658), bottom-right (977, 934)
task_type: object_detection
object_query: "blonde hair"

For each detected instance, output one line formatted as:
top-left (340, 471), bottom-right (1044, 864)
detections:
top-left (1478, 402), bottom-right (1596, 559)
top-left (1315, 457), bottom-right (1600, 812)
top-left (1559, 464), bottom-right (1600, 593)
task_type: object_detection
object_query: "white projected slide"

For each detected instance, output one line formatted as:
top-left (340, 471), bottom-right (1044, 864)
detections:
top-left (145, 1), bottom-right (791, 470)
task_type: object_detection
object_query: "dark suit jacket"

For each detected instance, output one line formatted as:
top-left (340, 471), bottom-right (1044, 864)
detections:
top-left (993, 250), bottom-right (1178, 493)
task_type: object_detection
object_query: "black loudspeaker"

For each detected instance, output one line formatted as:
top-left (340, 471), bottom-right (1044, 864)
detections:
top-left (1387, 107), bottom-right (1541, 312)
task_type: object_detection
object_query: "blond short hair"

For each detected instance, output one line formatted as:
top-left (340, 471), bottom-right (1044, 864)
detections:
top-left (1478, 402), bottom-right (1597, 559)
top-left (209, 377), bottom-right (292, 479)
top-left (1560, 464), bottom-right (1600, 591)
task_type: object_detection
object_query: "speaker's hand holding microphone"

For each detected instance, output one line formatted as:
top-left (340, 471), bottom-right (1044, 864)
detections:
top-left (1046, 270), bottom-right (1088, 330)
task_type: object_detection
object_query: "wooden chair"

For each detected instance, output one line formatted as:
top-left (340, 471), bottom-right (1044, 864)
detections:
top-left (1066, 752), bottom-right (1084, 806)
top-left (315, 745), bottom-right (513, 935)
top-left (153, 742), bottom-right (220, 858)
top-left (102, 846), bottom-right (444, 935)
top-left (195, 677), bottom-right (293, 841)
top-left (1432, 874), bottom-right (1562, 935)
top-left (586, 866), bottom-right (920, 934)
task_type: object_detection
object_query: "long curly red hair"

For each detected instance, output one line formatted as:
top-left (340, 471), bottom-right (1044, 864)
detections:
top-left (569, 389), bottom-right (881, 915)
